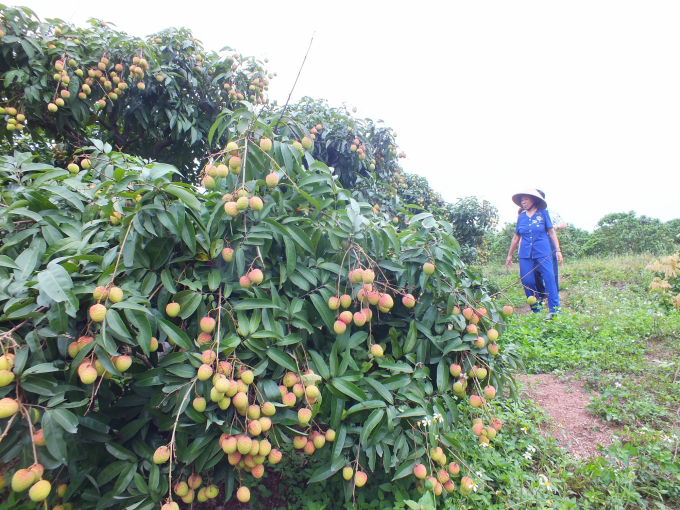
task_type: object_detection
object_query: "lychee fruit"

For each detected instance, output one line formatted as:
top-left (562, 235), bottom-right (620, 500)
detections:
top-left (153, 446), bottom-right (170, 464)
top-left (470, 395), bottom-right (484, 408)
top-left (283, 372), bottom-right (298, 387)
top-left (224, 202), bottom-right (239, 217)
top-left (222, 247), bottom-right (234, 262)
top-left (248, 269), bottom-right (263, 284)
top-left (437, 469), bottom-right (450, 484)
top-left (414, 464), bottom-right (427, 479)
top-left (236, 196), bottom-right (249, 211)
top-left (328, 297), bottom-right (340, 310)
top-left (197, 364), bottom-right (213, 381)
top-left (339, 311), bottom-right (353, 324)
top-left (108, 287), bottom-right (123, 303)
top-left (282, 392), bottom-right (296, 406)
top-left (303, 441), bottom-right (316, 456)
top-left (266, 172), bottom-right (279, 188)
top-left (236, 486), bottom-right (250, 503)
top-left (448, 462), bottom-right (460, 475)
top-left (150, 337), bottom-right (159, 352)
top-left (484, 385), bottom-right (496, 399)
top-left (379, 294), bottom-right (394, 309)
top-left (79, 365), bottom-right (97, 384)
top-left (166, 302), bottom-right (180, 317)
top-left (339, 294), bottom-right (352, 308)
top-left (293, 436), bottom-right (308, 449)
top-left (187, 474), bottom-right (202, 490)
top-left (89, 304), bottom-right (106, 322)
top-left (259, 416), bottom-right (272, 432)
top-left (28, 479), bottom-right (51, 502)
top-left (268, 449), bottom-right (282, 464)
top-left (237, 435), bottom-right (253, 455)
top-left (260, 138), bottom-right (272, 152)
top-left (402, 294), bottom-right (416, 308)
top-left (488, 343), bottom-right (499, 356)
top-left (262, 402), bottom-right (276, 416)
top-left (33, 429), bottom-right (46, 446)
top-left (0, 370), bottom-right (14, 388)
top-left (325, 429), bottom-right (336, 442)
top-left (11, 469), bottom-right (35, 492)
top-left (449, 364), bottom-right (461, 377)
top-left (222, 436), bottom-right (237, 454)
top-left (333, 320), bottom-right (346, 335)
top-left (305, 385), bottom-right (319, 399)
top-left (93, 286), bottom-right (109, 301)
top-left (474, 336), bottom-right (485, 349)
top-left (113, 355), bottom-right (132, 372)
top-left (206, 485), bottom-right (219, 499)
top-left (174, 481), bottom-right (189, 497)
top-left (370, 344), bottom-right (384, 357)
top-left (181, 490), bottom-right (195, 503)
top-left (354, 471), bottom-right (367, 487)
top-left (502, 305), bottom-right (514, 316)
top-left (423, 263), bottom-right (435, 275)
top-left (200, 317), bottom-right (216, 333)
top-left (527, 295), bottom-right (537, 305)
top-left (362, 269), bottom-right (375, 284)
top-left (232, 392), bottom-right (248, 409)
top-left (487, 329), bottom-right (499, 342)
top-left (298, 408), bottom-right (312, 424)
top-left (249, 196), bottom-right (263, 212)
top-left (201, 350), bottom-right (216, 364)
top-left (301, 136), bottom-right (313, 150)
top-left (248, 420), bottom-right (262, 436)
top-left (343, 467), bottom-right (353, 480)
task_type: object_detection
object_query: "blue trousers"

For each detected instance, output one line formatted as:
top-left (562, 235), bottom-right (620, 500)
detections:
top-left (519, 256), bottom-right (560, 313)
top-left (534, 250), bottom-right (559, 296)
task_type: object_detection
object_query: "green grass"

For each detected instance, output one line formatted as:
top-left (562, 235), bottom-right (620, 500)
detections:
top-left (480, 254), bottom-right (680, 509)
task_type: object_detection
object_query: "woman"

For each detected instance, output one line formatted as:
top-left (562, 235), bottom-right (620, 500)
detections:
top-left (506, 189), bottom-right (563, 315)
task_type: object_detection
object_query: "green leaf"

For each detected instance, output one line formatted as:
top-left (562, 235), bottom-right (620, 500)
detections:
top-left (392, 460), bottom-right (416, 481)
top-left (330, 379), bottom-right (367, 402)
top-left (164, 184), bottom-right (201, 211)
top-left (106, 442), bottom-right (138, 462)
top-left (37, 263), bottom-right (73, 303)
top-left (345, 400), bottom-right (386, 417)
top-left (112, 462), bottom-right (138, 495)
top-left (158, 319), bottom-right (194, 351)
top-left (42, 411), bottom-right (67, 463)
top-left (51, 408), bottom-right (79, 433)
top-left (0, 255), bottom-right (20, 269)
top-left (286, 224), bottom-right (314, 254)
top-left (436, 360), bottom-right (449, 393)
top-left (307, 350), bottom-right (330, 380)
top-left (266, 348), bottom-right (298, 372)
top-left (360, 409), bottom-right (384, 444)
top-left (404, 320), bottom-right (417, 353)
top-left (208, 268), bottom-right (221, 292)
top-left (21, 362), bottom-right (59, 377)
top-left (160, 269), bottom-right (177, 294)
top-left (363, 378), bottom-right (394, 404)
top-left (233, 299), bottom-right (280, 310)
top-left (309, 293), bottom-right (334, 332)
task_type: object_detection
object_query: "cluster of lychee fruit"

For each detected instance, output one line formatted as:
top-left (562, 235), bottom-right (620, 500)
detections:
top-left (0, 353), bottom-right (16, 388)
top-left (328, 264), bottom-right (430, 337)
top-left (470, 416), bottom-right (503, 445)
top-left (8, 464), bottom-right (53, 503)
top-left (165, 473), bottom-right (219, 505)
top-left (413, 452), bottom-right (461, 496)
top-left (1, 105), bottom-right (26, 132)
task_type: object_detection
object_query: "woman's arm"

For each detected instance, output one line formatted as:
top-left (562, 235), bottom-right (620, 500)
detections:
top-left (547, 228), bottom-right (563, 263)
top-left (506, 234), bottom-right (521, 267)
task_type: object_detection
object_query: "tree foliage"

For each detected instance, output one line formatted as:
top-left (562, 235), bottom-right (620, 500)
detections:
top-left (0, 105), bottom-right (518, 509)
top-left (0, 5), bottom-right (273, 178)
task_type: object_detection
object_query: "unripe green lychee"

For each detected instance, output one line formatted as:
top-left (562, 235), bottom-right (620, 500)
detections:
top-left (325, 429), bottom-right (336, 442)
top-left (224, 201), bottom-right (239, 217)
top-left (283, 372), bottom-right (298, 387)
top-left (236, 196), bottom-right (249, 211)
top-left (475, 367), bottom-right (488, 379)
top-left (113, 355), bottom-right (132, 372)
top-left (343, 467), bottom-right (353, 480)
top-left (206, 485), bottom-right (218, 498)
top-left (222, 247), bottom-right (234, 262)
top-left (89, 304), bottom-right (106, 322)
top-left (474, 336), bottom-right (486, 349)
top-left (249, 196), bottom-right (263, 211)
top-left (260, 138), bottom-right (272, 152)
top-left (28, 479), bottom-right (51, 502)
top-left (0, 354), bottom-right (13, 371)
top-left (266, 172), bottom-right (279, 188)
top-left (187, 474), bottom-right (202, 490)
top-left (423, 262), bottom-right (435, 275)
top-left (79, 366), bottom-right (97, 384)
top-left (218, 396), bottom-right (231, 410)
top-left (290, 383), bottom-right (303, 398)
top-left (93, 286), bottom-right (108, 301)
top-left (0, 370), bottom-right (14, 388)
top-left (197, 364), bottom-right (213, 381)
top-left (181, 489), bottom-right (195, 503)
top-left (228, 156), bottom-right (241, 172)
top-left (301, 136), bottom-right (313, 150)
top-left (150, 337), bottom-right (159, 352)
top-left (502, 305), bottom-right (514, 316)
top-left (57, 483), bottom-right (68, 497)
top-left (196, 487), bottom-right (208, 502)
top-left (108, 286), bottom-right (123, 303)
top-left (467, 324), bottom-right (478, 335)
top-left (262, 402), bottom-right (276, 416)
top-left (247, 404), bottom-right (261, 420)
top-left (470, 395), bottom-right (484, 408)
top-left (305, 385), bottom-right (319, 399)
top-left (11, 469), bottom-right (35, 492)
top-left (371, 344), bottom-right (384, 357)
top-left (312, 433), bottom-right (326, 449)
top-left (237, 435), bottom-right (253, 455)
top-left (222, 435), bottom-right (237, 454)
top-left (239, 369), bottom-right (254, 385)
top-left (236, 486), bottom-right (250, 503)
top-left (355, 471), bottom-right (367, 487)
top-left (293, 436), bottom-right (307, 449)
top-left (402, 294), bottom-right (416, 308)
top-left (339, 294), bottom-right (352, 308)
top-left (360, 269), bottom-right (374, 284)
top-left (232, 391), bottom-right (248, 409)
top-left (200, 316), bottom-right (216, 333)
top-left (527, 296), bottom-right (537, 305)
top-left (193, 397), bottom-right (206, 412)
top-left (487, 329), bottom-right (499, 342)
top-left (166, 302), bottom-right (180, 317)
top-left (298, 408), bottom-right (312, 424)
top-left (153, 446), bottom-right (170, 464)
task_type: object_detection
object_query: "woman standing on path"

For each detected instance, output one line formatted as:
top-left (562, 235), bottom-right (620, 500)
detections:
top-left (506, 189), bottom-right (563, 315)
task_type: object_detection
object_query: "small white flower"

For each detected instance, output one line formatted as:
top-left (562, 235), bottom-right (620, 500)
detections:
top-left (470, 481), bottom-right (478, 492)
top-left (475, 471), bottom-right (483, 477)
top-left (523, 452), bottom-right (532, 460)
top-left (479, 443), bottom-right (489, 448)
top-left (615, 382), bottom-right (622, 388)
top-left (521, 427), bottom-right (528, 434)
top-left (527, 445), bottom-right (536, 453)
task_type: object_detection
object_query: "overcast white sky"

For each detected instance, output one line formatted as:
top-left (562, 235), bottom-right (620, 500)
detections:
top-left (20, 0), bottom-right (680, 230)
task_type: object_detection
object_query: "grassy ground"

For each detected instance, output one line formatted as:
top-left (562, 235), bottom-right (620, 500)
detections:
top-left (481, 255), bottom-right (680, 509)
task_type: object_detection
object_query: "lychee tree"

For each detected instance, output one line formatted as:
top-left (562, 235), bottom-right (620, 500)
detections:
top-left (0, 105), bottom-right (520, 509)
top-left (0, 6), bottom-right (273, 181)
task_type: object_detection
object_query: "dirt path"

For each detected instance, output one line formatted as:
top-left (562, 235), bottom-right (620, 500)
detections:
top-left (519, 374), bottom-right (617, 458)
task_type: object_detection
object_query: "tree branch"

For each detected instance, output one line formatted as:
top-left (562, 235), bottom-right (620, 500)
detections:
top-left (152, 137), bottom-right (173, 159)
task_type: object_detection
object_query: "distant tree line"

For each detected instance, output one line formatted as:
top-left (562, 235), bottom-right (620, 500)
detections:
top-left (486, 211), bottom-right (680, 264)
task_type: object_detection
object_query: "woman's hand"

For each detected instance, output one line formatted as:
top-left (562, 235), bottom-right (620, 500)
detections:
top-left (505, 256), bottom-right (513, 267)
top-left (556, 251), bottom-right (563, 264)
